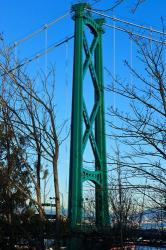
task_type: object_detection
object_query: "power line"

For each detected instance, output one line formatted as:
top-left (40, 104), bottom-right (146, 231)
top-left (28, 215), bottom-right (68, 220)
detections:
top-left (9, 12), bottom-right (70, 49)
top-left (1, 35), bottom-right (74, 77)
top-left (104, 23), bottom-right (166, 45)
top-left (86, 8), bottom-right (166, 36)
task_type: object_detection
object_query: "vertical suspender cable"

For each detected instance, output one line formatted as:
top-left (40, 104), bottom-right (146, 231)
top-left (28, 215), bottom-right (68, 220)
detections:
top-left (44, 25), bottom-right (48, 76)
top-left (65, 38), bottom-right (69, 174)
top-left (65, 39), bottom-right (69, 89)
top-left (65, 38), bottom-right (69, 126)
top-left (65, 39), bottom-right (69, 208)
top-left (14, 43), bottom-right (18, 75)
top-left (113, 16), bottom-right (116, 122)
top-left (130, 37), bottom-right (133, 85)
top-left (65, 38), bottom-right (69, 143)
top-left (150, 26), bottom-right (153, 97)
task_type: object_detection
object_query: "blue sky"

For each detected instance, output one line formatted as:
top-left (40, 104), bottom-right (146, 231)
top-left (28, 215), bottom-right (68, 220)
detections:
top-left (0, 0), bottom-right (166, 208)
top-left (1, 0), bottom-right (166, 38)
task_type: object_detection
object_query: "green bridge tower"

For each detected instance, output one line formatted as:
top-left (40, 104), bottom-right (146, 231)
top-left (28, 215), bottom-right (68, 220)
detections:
top-left (68, 3), bottom-right (109, 230)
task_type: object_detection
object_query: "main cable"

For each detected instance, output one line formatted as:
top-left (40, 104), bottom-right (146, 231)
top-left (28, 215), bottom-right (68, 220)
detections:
top-left (104, 23), bottom-right (166, 45)
top-left (9, 11), bottom-right (70, 49)
top-left (86, 8), bottom-right (166, 36)
top-left (1, 35), bottom-right (74, 77)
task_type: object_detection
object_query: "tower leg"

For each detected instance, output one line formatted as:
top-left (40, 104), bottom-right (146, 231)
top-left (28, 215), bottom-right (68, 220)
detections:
top-left (68, 3), bottom-right (109, 231)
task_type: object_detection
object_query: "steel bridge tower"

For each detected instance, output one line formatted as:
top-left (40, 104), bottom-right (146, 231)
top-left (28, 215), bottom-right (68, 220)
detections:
top-left (68, 3), bottom-right (109, 230)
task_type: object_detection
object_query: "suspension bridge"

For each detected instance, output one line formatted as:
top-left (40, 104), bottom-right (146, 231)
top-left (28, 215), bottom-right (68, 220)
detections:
top-left (0, 1), bottom-right (166, 249)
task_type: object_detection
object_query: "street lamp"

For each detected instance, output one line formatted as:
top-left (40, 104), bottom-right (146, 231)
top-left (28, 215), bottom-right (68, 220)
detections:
top-left (49, 194), bottom-right (65, 216)
top-left (60, 192), bottom-right (65, 215)
top-left (49, 197), bottom-right (55, 214)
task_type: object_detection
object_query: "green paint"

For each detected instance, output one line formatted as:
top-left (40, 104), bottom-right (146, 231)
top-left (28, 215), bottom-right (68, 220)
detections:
top-left (68, 3), bottom-right (109, 230)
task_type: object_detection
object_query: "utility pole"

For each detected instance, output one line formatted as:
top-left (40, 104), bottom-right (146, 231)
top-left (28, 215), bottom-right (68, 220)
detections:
top-left (68, 2), bottom-right (109, 231)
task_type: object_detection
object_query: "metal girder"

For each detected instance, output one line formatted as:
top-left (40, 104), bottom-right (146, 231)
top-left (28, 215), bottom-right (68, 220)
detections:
top-left (83, 101), bottom-right (102, 167)
top-left (83, 34), bottom-right (100, 93)
top-left (68, 3), bottom-right (109, 230)
top-left (82, 168), bottom-right (102, 186)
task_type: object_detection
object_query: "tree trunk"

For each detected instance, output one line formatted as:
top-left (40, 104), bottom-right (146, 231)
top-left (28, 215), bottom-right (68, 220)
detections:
top-left (53, 146), bottom-right (60, 221)
top-left (36, 153), bottom-right (44, 219)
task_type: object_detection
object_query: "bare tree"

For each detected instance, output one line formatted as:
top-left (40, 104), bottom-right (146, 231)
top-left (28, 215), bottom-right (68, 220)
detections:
top-left (108, 147), bottom-right (140, 245)
top-left (0, 43), bottom-right (68, 220)
top-left (92, 0), bottom-right (146, 13)
top-left (106, 30), bottom-right (166, 208)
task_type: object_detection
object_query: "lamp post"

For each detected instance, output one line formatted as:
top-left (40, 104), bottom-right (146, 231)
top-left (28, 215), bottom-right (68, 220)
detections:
top-left (49, 194), bottom-right (64, 216)
top-left (49, 197), bottom-right (55, 215)
top-left (60, 192), bottom-right (64, 216)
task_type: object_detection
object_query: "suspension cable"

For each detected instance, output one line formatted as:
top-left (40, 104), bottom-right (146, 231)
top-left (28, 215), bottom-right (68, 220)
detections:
top-left (130, 37), bottom-right (133, 85)
top-left (104, 23), bottom-right (166, 45)
top-left (9, 11), bottom-right (70, 49)
top-left (85, 8), bottom-right (166, 36)
top-left (113, 16), bottom-right (116, 118)
top-left (1, 35), bottom-right (74, 77)
top-left (45, 28), bottom-right (48, 75)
